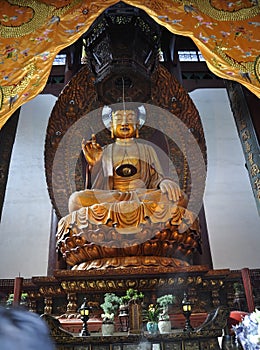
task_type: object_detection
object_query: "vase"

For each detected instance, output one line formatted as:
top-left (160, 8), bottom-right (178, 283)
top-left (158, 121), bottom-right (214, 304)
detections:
top-left (158, 320), bottom-right (171, 334)
top-left (146, 321), bottom-right (158, 334)
top-left (101, 323), bottom-right (115, 336)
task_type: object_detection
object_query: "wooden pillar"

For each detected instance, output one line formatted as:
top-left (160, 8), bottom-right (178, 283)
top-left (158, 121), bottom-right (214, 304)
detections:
top-left (13, 276), bottom-right (23, 306)
top-left (161, 31), bottom-right (183, 85)
top-left (64, 38), bottom-right (83, 84)
top-left (47, 208), bottom-right (67, 274)
top-left (241, 268), bottom-right (255, 313)
top-left (225, 81), bottom-right (260, 214)
top-left (64, 48), bottom-right (73, 84)
top-left (193, 205), bottom-right (213, 269)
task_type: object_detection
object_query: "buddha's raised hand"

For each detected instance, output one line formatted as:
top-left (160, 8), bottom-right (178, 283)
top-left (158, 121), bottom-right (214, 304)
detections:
top-left (81, 134), bottom-right (103, 167)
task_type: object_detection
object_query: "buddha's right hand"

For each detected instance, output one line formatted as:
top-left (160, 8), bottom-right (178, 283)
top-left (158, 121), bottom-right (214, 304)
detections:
top-left (82, 134), bottom-right (102, 166)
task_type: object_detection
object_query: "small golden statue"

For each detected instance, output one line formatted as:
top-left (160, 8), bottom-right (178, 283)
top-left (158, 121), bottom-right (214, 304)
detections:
top-left (57, 104), bottom-right (200, 270)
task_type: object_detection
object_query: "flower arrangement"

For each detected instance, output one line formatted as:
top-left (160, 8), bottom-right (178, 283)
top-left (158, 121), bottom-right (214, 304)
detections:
top-left (157, 294), bottom-right (175, 321)
top-left (100, 293), bottom-right (121, 324)
top-left (143, 304), bottom-right (160, 323)
top-left (233, 309), bottom-right (260, 349)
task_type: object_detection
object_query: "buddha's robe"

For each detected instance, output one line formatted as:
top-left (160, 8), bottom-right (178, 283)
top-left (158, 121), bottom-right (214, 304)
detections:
top-left (58, 141), bottom-right (195, 235)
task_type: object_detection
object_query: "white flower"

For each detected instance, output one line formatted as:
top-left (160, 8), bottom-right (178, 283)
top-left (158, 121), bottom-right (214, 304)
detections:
top-left (234, 309), bottom-right (260, 349)
top-left (101, 312), bottom-right (114, 322)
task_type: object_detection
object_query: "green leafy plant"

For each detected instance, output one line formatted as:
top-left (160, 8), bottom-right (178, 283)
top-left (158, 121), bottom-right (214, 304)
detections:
top-left (100, 293), bottom-right (121, 323)
top-left (120, 289), bottom-right (144, 305)
top-left (157, 294), bottom-right (175, 308)
top-left (157, 294), bottom-right (175, 321)
top-left (6, 293), bottom-right (28, 307)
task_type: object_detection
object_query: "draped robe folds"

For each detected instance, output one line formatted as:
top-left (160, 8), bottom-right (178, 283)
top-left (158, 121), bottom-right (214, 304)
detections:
top-left (57, 141), bottom-right (197, 237)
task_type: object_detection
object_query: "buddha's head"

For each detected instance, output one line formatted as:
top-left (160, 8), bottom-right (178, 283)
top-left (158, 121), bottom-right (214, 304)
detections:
top-left (111, 109), bottom-right (138, 139)
top-left (102, 103), bottom-right (146, 139)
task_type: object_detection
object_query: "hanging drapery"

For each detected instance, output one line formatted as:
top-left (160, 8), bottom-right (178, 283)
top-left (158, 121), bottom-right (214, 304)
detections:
top-left (0, 0), bottom-right (259, 128)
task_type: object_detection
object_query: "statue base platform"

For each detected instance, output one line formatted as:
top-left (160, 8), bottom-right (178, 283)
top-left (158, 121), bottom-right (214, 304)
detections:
top-left (71, 256), bottom-right (191, 270)
top-left (57, 219), bottom-right (201, 270)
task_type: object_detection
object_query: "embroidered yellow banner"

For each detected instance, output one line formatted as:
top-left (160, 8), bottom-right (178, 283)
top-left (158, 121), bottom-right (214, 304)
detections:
top-left (0, 0), bottom-right (259, 128)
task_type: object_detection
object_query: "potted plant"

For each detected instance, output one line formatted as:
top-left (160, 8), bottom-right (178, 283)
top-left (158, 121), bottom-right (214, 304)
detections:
top-left (157, 294), bottom-right (175, 334)
top-left (100, 293), bottom-right (120, 336)
top-left (6, 293), bottom-right (28, 308)
top-left (143, 304), bottom-right (160, 334)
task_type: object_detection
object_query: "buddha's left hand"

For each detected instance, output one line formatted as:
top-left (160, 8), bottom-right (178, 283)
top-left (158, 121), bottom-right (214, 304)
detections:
top-left (159, 179), bottom-right (182, 202)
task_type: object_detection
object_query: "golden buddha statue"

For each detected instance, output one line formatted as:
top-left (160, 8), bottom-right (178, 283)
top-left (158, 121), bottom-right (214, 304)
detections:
top-left (57, 104), bottom-right (201, 270)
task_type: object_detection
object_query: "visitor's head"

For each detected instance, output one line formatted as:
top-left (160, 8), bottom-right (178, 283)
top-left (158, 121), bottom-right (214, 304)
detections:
top-left (0, 307), bottom-right (55, 350)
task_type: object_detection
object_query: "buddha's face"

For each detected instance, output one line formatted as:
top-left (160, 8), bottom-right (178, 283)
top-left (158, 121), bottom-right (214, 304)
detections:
top-left (111, 110), bottom-right (138, 139)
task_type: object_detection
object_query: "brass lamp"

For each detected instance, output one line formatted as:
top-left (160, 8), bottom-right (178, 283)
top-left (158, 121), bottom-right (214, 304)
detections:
top-left (182, 291), bottom-right (193, 332)
top-left (78, 298), bottom-right (91, 336)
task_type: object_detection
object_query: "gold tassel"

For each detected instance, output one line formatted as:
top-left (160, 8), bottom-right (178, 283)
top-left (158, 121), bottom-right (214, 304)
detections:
top-left (111, 128), bottom-right (114, 138)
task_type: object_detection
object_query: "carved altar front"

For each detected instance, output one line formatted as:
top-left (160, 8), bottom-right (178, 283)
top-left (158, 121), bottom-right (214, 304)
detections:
top-left (1, 267), bottom-right (259, 349)
top-left (2, 266), bottom-right (248, 318)
top-left (42, 305), bottom-right (229, 350)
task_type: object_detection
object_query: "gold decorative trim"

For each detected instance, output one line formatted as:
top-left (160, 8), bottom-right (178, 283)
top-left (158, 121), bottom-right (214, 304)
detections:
top-left (54, 264), bottom-right (209, 278)
top-left (254, 55), bottom-right (260, 83)
top-left (1, 63), bottom-right (36, 108)
top-left (191, 0), bottom-right (260, 21)
top-left (254, 178), bottom-right (260, 200)
top-left (0, 0), bottom-right (82, 38)
top-left (59, 275), bottom-right (208, 293)
top-left (39, 286), bottom-right (64, 296)
top-left (214, 45), bottom-right (255, 74)
top-left (0, 87), bottom-right (3, 110)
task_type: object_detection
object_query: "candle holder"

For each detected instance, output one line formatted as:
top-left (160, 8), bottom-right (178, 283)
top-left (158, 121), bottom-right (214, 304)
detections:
top-left (182, 291), bottom-right (193, 332)
top-left (78, 298), bottom-right (91, 336)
